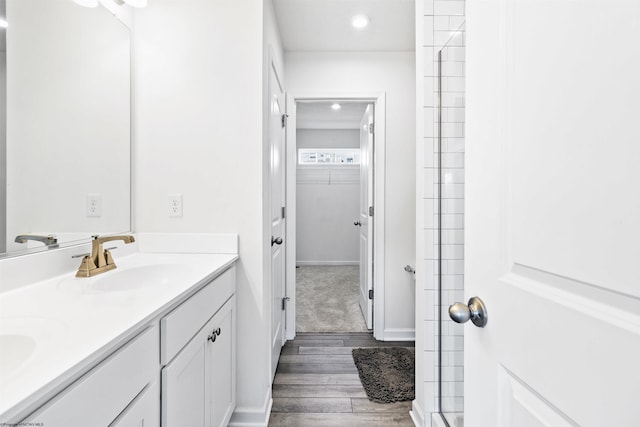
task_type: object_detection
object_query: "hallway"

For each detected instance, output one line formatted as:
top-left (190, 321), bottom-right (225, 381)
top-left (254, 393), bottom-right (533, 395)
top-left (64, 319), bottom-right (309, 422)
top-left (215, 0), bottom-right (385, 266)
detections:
top-left (269, 333), bottom-right (415, 426)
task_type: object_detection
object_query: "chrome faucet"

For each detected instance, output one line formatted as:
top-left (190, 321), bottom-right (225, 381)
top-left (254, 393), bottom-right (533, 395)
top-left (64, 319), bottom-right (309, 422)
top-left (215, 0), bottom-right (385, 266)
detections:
top-left (76, 235), bottom-right (135, 278)
top-left (14, 234), bottom-right (58, 248)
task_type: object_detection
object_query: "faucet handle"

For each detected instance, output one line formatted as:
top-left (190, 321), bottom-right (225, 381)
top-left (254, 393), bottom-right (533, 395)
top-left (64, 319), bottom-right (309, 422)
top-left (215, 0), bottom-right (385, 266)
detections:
top-left (104, 249), bottom-right (115, 266)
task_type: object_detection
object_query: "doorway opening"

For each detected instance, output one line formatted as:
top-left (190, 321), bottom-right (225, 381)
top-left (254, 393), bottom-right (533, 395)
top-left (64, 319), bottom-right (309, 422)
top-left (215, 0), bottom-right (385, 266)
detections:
top-left (284, 94), bottom-right (386, 340)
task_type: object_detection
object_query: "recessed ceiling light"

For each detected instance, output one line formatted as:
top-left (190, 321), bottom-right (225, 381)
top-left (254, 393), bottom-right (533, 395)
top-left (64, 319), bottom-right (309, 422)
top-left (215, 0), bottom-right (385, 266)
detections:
top-left (351, 14), bottom-right (370, 30)
top-left (331, 103), bottom-right (342, 111)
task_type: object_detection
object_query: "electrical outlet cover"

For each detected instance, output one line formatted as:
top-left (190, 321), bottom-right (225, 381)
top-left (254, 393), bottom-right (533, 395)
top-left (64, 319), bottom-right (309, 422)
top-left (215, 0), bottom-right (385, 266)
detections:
top-left (168, 194), bottom-right (183, 217)
top-left (87, 194), bottom-right (102, 217)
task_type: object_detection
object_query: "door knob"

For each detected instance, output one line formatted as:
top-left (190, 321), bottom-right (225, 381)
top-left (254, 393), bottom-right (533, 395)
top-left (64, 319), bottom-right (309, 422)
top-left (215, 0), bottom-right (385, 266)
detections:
top-left (449, 296), bottom-right (488, 328)
top-left (354, 221), bottom-right (362, 226)
top-left (271, 236), bottom-right (283, 246)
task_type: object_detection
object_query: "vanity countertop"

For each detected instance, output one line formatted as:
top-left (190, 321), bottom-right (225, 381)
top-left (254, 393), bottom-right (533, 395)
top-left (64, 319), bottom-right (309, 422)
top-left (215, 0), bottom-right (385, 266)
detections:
top-left (0, 248), bottom-right (238, 421)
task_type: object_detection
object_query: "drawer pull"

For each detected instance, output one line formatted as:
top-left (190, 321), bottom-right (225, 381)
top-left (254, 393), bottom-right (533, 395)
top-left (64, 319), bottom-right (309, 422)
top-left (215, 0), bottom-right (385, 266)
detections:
top-left (207, 327), bottom-right (222, 343)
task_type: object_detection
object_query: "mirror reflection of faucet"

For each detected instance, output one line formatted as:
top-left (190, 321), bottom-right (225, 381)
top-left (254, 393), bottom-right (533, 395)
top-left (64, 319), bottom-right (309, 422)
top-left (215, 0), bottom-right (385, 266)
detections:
top-left (76, 235), bottom-right (135, 278)
top-left (14, 234), bottom-right (59, 249)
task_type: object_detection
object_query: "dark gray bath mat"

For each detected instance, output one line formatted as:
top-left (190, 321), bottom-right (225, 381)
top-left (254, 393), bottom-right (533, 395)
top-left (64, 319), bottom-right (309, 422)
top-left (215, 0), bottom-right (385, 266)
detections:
top-left (352, 347), bottom-right (415, 403)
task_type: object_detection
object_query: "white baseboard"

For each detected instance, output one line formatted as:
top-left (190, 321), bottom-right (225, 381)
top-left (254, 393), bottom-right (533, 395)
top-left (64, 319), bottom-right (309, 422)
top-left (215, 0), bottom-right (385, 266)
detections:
top-left (383, 328), bottom-right (416, 341)
top-left (296, 261), bottom-right (359, 266)
top-left (228, 388), bottom-right (273, 427)
top-left (431, 412), bottom-right (449, 427)
top-left (410, 399), bottom-right (426, 427)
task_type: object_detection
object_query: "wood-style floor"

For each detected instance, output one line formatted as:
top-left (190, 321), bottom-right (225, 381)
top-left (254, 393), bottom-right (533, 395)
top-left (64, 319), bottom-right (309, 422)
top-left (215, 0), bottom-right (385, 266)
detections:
top-left (268, 333), bottom-right (416, 427)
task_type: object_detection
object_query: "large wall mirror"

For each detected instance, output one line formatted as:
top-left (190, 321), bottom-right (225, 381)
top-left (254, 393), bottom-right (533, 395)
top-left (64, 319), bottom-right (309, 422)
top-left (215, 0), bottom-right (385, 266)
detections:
top-left (0, 0), bottom-right (131, 257)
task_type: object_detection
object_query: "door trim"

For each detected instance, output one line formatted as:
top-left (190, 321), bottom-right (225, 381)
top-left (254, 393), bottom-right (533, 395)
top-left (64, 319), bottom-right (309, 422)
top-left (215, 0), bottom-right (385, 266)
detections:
top-left (284, 92), bottom-right (387, 340)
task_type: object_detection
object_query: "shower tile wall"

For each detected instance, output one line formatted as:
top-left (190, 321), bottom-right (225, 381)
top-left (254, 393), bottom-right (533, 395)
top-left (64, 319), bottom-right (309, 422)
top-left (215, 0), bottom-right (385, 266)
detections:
top-left (420, 0), bottom-right (465, 420)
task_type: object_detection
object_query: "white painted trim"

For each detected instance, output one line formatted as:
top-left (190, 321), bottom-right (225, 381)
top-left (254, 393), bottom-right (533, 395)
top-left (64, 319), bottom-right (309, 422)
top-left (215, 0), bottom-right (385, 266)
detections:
top-left (228, 387), bottom-right (273, 427)
top-left (285, 92), bottom-right (387, 341)
top-left (284, 93), bottom-right (297, 341)
top-left (383, 328), bottom-right (416, 341)
top-left (372, 93), bottom-right (386, 340)
top-left (431, 412), bottom-right (448, 427)
top-left (296, 261), bottom-right (359, 266)
top-left (410, 399), bottom-right (426, 427)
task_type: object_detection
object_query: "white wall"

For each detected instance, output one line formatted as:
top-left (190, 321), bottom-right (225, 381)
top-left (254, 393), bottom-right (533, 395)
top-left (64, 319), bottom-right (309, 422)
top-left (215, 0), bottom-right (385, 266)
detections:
top-left (5, 0), bottom-right (130, 251)
top-left (285, 52), bottom-right (416, 338)
top-left (296, 129), bottom-right (359, 265)
top-left (134, 0), bottom-right (277, 424)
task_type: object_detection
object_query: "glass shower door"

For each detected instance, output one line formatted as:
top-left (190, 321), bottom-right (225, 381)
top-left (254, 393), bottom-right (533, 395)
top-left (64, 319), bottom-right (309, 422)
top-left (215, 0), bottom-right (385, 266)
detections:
top-left (437, 22), bottom-right (465, 427)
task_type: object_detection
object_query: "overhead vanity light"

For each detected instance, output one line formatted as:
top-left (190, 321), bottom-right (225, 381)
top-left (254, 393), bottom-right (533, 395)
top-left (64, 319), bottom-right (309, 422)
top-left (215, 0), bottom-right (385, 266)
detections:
top-left (331, 103), bottom-right (342, 111)
top-left (351, 14), bottom-right (370, 30)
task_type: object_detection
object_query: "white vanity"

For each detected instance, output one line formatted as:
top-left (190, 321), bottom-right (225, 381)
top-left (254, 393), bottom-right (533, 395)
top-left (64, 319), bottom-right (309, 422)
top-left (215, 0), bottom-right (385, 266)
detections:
top-left (0, 234), bottom-right (238, 427)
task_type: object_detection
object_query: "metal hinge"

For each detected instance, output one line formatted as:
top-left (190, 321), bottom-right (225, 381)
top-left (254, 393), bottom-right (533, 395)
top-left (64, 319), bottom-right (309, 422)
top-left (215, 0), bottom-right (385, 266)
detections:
top-left (282, 296), bottom-right (290, 310)
top-left (281, 114), bottom-right (287, 128)
top-left (282, 206), bottom-right (286, 219)
top-left (369, 123), bottom-right (374, 134)
top-left (368, 289), bottom-right (374, 300)
top-left (369, 206), bottom-right (374, 217)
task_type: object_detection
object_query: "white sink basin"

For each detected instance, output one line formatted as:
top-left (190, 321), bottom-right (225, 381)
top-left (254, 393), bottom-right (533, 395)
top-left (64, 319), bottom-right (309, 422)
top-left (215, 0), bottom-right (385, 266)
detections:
top-left (91, 264), bottom-right (189, 291)
top-left (0, 317), bottom-right (66, 381)
top-left (0, 335), bottom-right (36, 375)
top-left (58, 263), bottom-right (190, 293)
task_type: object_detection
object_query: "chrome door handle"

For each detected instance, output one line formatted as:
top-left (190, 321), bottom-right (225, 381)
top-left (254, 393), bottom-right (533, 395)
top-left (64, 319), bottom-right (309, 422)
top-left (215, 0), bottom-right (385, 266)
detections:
top-left (271, 236), bottom-right (283, 246)
top-left (449, 297), bottom-right (488, 328)
top-left (354, 221), bottom-right (362, 226)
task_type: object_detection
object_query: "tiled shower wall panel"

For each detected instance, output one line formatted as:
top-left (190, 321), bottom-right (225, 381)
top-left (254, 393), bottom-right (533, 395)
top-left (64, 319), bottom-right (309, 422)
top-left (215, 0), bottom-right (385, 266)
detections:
top-left (420, 0), bottom-right (465, 420)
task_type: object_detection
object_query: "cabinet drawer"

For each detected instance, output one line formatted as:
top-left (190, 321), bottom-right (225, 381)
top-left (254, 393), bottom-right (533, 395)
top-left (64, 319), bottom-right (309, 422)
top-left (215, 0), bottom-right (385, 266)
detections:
top-left (161, 265), bottom-right (235, 365)
top-left (25, 326), bottom-right (157, 426)
top-left (110, 382), bottom-right (159, 427)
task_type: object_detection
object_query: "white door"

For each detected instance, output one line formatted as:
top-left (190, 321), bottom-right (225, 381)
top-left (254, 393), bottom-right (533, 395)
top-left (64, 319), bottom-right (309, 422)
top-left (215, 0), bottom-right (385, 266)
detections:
top-left (358, 105), bottom-right (374, 329)
top-left (464, 1), bottom-right (640, 426)
top-left (269, 60), bottom-right (286, 380)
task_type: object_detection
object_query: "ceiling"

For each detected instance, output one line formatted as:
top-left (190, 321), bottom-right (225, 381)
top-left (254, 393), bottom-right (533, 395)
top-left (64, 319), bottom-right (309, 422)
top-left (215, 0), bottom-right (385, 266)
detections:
top-left (273, 0), bottom-right (415, 52)
top-left (297, 101), bottom-right (370, 129)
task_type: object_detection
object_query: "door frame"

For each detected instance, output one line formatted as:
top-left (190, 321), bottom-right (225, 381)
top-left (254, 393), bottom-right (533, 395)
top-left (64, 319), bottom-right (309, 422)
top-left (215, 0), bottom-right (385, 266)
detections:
top-left (284, 92), bottom-right (386, 340)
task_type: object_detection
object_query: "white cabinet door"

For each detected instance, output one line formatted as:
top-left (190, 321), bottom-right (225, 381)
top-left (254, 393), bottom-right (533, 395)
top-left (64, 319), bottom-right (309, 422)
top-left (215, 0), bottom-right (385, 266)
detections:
top-left (162, 297), bottom-right (236, 427)
top-left (465, 1), bottom-right (640, 426)
top-left (209, 296), bottom-right (236, 427)
top-left (162, 318), bottom-right (212, 427)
